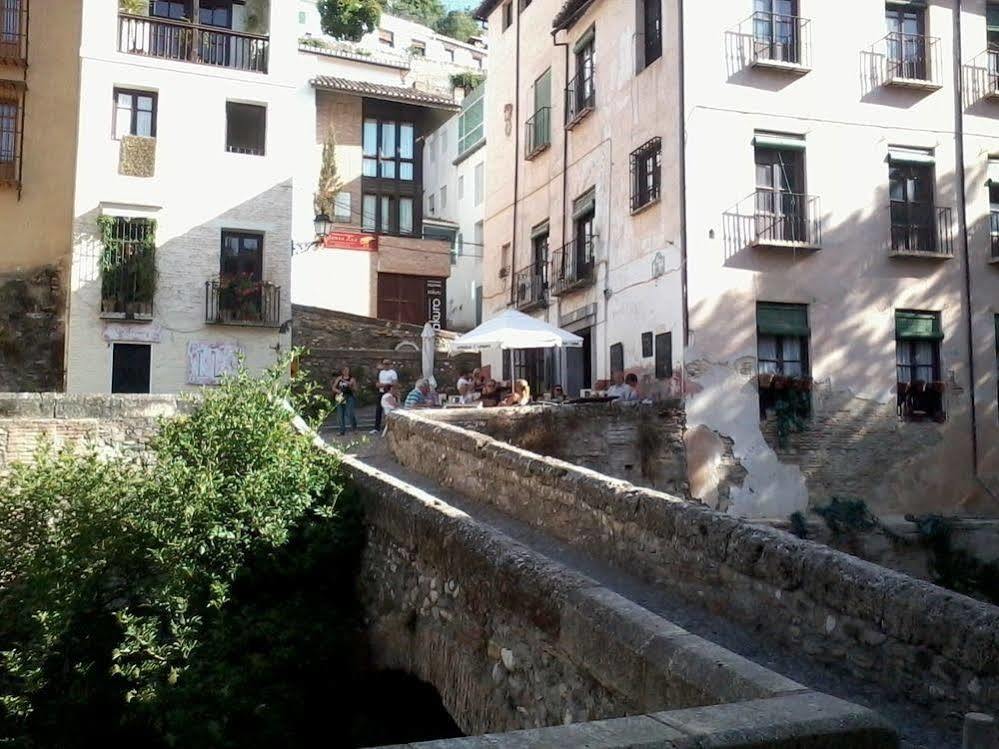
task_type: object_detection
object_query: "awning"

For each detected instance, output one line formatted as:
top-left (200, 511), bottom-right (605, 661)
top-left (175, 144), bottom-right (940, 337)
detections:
top-left (573, 25), bottom-right (595, 53)
top-left (572, 189), bottom-right (596, 220)
top-left (896, 311), bottom-right (943, 340)
top-left (757, 303), bottom-right (809, 337)
top-left (754, 132), bottom-right (806, 151)
top-left (889, 146), bottom-right (935, 165)
top-left (453, 309), bottom-right (584, 351)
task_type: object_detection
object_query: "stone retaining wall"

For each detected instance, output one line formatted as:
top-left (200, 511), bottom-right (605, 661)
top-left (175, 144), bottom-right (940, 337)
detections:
top-left (346, 455), bottom-right (895, 747)
top-left (386, 410), bottom-right (999, 723)
top-left (0, 393), bottom-right (188, 468)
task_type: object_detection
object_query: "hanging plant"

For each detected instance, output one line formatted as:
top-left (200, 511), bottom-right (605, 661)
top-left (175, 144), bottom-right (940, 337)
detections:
top-left (450, 72), bottom-right (485, 91)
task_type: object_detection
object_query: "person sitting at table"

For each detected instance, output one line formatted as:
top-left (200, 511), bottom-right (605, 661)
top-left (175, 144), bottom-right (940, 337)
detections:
top-left (404, 378), bottom-right (433, 409)
top-left (501, 379), bottom-right (531, 407)
top-left (550, 384), bottom-right (566, 403)
top-left (456, 369), bottom-right (476, 404)
top-left (621, 373), bottom-right (641, 402)
top-left (480, 379), bottom-right (502, 408)
top-left (606, 371), bottom-right (630, 400)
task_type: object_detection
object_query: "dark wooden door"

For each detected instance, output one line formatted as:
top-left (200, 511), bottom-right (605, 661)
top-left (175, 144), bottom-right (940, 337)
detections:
top-left (111, 343), bottom-right (151, 394)
top-left (377, 273), bottom-right (426, 325)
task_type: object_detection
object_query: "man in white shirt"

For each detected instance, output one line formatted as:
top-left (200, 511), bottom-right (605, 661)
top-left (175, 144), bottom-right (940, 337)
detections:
top-left (605, 371), bottom-right (631, 400)
top-left (373, 359), bottom-right (399, 433)
top-left (456, 370), bottom-right (475, 404)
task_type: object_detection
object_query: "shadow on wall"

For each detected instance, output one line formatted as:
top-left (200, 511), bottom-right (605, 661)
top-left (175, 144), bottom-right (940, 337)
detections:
top-left (694, 154), bottom-right (998, 519)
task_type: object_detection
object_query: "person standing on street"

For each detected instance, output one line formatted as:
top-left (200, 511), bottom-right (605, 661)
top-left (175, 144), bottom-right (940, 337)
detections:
top-left (373, 358), bottom-right (398, 433)
top-left (333, 366), bottom-right (358, 436)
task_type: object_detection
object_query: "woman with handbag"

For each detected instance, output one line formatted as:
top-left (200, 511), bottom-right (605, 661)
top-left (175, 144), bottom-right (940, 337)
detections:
top-left (332, 366), bottom-right (358, 436)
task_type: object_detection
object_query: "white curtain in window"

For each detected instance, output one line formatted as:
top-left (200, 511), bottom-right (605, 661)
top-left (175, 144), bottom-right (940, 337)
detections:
top-left (757, 335), bottom-right (778, 373)
top-left (361, 194), bottom-right (376, 231)
top-left (399, 198), bottom-right (413, 234)
top-left (914, 341), bottom-right (934, 382)
top-left (782, 337), bottom-right (803, 376)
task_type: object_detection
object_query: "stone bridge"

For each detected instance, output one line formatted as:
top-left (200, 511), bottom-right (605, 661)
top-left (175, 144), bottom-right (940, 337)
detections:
top-left (346, 408), bottom-right (999, 749)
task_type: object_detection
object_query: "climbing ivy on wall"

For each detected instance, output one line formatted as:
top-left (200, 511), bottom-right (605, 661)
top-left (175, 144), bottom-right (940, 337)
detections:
top-left (96, 216), bottom-right (158, 306)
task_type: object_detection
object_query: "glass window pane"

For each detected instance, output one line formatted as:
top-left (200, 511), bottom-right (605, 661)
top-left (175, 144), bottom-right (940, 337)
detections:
top-left (914, 341), bottom-right (933, 366)
top-left (363, 119), bottom-right (378, 156)
top-left (399, 123), bottom-right (414, 159)
top-left (381, 196), bottom-right (392, 231)
top-left (380, 160), bottom-right (396, 179)
top-left (136, 111), bottom-right (153, 137)
top-left (115, 106), bottom-right (132, 138)
top-left (137, 95), bottom-right (154, 112)
top-left (362, 194), bottom-right (377, 231)
top-left (399, 198), bottom-right (413, 234)
top-left (363, 158), bottom-right (378, 177)
top-left (380, 121), bottom-right (396, 158)
top-left (399, 162), bottom-right (414, 180)
top-left (758, 335), bottom-right (778, 362)
top-left (782, 337), bottom-right (802, 362)
top-left (783, 361), bottom-right (803, 376)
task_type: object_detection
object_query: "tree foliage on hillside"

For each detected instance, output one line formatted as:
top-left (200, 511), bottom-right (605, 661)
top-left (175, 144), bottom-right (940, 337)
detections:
top-left (385, 0), bottom-right (446, 27)
top-left (435, 10), bottom-right (480, 43)
top-left (317, 0), bottom-right (382, 41)
top-left (317, 0), bottom-right (481, 45)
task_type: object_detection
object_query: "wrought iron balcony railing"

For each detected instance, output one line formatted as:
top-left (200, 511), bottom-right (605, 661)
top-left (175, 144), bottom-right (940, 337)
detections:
top-left (524, 107), bottom-right (551, 159)
top-left (512, 265), bottom-right (546, 310)
top-left (550, 238), bottom-right (596, 296)
top-left (565, 72), bottom-right (595, 127)
top-left (889, 205), bottom-right (953, 257)
top-left (752, 190), bottom-right (822, 249)
top-left (0, 3), bottom-right (27, 65)
top-left (877, 32), bottom-right (941, 88)
top-left (750, 11), bottom-right (811, 70)
top-left (991, 211), bottom-right (999, 261)
top-left (206, 278), bottom-right (282, 326)
top-left (118, 14), bottom-right (269, 74)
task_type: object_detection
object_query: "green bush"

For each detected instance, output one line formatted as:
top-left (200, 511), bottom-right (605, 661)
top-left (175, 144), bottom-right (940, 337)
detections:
top-left (0, 358), bottom-right (363, 746)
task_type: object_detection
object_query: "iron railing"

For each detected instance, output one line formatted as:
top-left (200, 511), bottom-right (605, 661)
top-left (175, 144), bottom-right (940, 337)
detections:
top-left (889, 205), bottom-right (953, 256)
top-left (753, 190), bottom-right (822, 247)
top-left (751, 11), bottom-right (810, 68)
top-left (512, 265), bottom-right (546, 310)
top-left (0, 89), bottom-right (21, 187)
top-left (550, 238), bottom-right (596, 295)
top-left (880, 31), bottom-right (941, 85)
top-left (206, 278), bottom-right (281, 326)
top-left (630, 137), bottom-right (661, 212)
top-left (118, 14), bottom-right (269, 74)
top-left (0, 2), bottom-right (28, 65)
top-left (989, 49), bottom-right (999, 97)
top-left (524, 107), bottom-right (551, 159)
top-left (100, 219), bottom-right (156, 318)
top-left (565, 72), bottom-right (595, 126)
top-left (991, 210), bottom-right (999, 260)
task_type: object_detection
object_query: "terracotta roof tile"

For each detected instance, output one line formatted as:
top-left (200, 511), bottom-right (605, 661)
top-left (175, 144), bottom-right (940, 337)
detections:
top-left (311, 76), bottom-right (460, 110)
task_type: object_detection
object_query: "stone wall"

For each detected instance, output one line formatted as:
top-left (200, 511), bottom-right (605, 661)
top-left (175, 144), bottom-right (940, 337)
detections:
top-left (0, 268), bottom-right (65, 393)
top-left (0, 393), bottom-right (188, 468)
top-left (292, 305), bottom-right (479, 404)
top-left (346, 455), bottom-right (895, 747)
top-left (423, 403), bottom-right (688, 494)
top-left (386, 410), bottom-right (999, 723)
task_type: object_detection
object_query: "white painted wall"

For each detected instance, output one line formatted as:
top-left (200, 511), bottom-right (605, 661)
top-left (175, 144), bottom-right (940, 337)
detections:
top-left (65, 0), bottom-right (297, 393)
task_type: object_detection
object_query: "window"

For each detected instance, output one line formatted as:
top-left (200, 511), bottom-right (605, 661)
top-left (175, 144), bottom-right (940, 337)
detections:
top-left (458, 175), bottom-right (465, 200)
top-left (226, 102), bottom-right (266, 155)
top-left (445, 46), bottom-right (455, 62)
top-left (441, 128), bottom-right (448, 155)
top-left (111, 344), bottom-right (151, 394)
top-left (113, 89), bottom-right (157, 139)
top-left (753, 0), bottom-right (801, 65)
top-left (889, 154), bottom-right (936, 253)
top-left (458, 86), bottom-right (485, 156)
top-left (334, 191), bottom-right (351, 221)
top-left (568, 29), bottom-right (595, 123)
top-left (502, 2), bottom-right (513, 30)
top-left (531, 222), bottom-right (549, 274)
top-left (641, 332), bottom-right (653, 358)
top-left (990, 182), bottom-right (999, 260)
top-left (521, 0), bottom-right (532, 9)
top-left (361, 104), bottom-right (421, 235)
top-left (610, 342), bottom-right (624, 376)
top-left (199, 0), bottom-right (232, 28)
top-left (453, 232), bottom-right (463, 264)
top-left (151, 0), bottom-right (188, 20)
top-left (989, 3), bottom-right (999, 50)
top-left (474, 220), bottom-right (483, 251)
top-left (885, 3), bottom-right (927, 80)
top-left (630, 137), bottom-right (661, 212)
top-left (428, 193), bottom-right (435, 215)
top-left (473, 54), bottom-right (484, 69)
top-left (411, 40), bottom-right (426, 56)
top-left (1, 0), bottom-right (24, 55)
top-left (639, 0), bottom-right (662, 70)
top-left (362, 194), bottom-right (377, 231)
top-left (441, 185), bottom-right (448, 213)
top-left (553, 188), bottom-right (596, 294)
top-left (0, 92), bottom-right (19, 184)
top-left (755, 135), bottom-right (808, 244)
top-left (757, 302), bottom-right (810, 417)
top-left (363, 117), bottom-right (415, 180)
top-left (378, 29), bottom-right (395, 47)
top-left (221, 230), bottom-right (263, 281)
top-left (895, 310), bottom-right (944, 420)
top-left (100, 217), bottom-right (156, 317)
top-left (474, 162), bottom-right (484, 205)
top-left (655, 333), bottom-right (672, 379)
top-left (298, 11), bottom-right (306, 23)
top-left (526, 69), bottom-right (551, 157)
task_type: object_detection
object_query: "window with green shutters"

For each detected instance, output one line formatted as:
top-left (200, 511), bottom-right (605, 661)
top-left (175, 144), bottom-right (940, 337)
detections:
top-left (895, 310), bottom-right (945, 421)
top-left (757, 302), bottom-right (810, 418)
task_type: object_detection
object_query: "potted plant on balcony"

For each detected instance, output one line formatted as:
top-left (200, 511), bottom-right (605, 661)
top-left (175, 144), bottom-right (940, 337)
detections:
top-left (757, 372), bottom-right (775, 389)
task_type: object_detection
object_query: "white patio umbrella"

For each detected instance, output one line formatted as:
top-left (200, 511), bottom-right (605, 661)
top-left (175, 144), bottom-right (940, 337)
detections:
top-left (421, 322), bottom-right (437, 389)
top-left (452, 310), bottom-right (583, 385)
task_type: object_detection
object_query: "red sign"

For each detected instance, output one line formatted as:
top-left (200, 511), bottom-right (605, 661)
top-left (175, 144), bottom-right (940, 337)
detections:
top-left (323, 231), bottom-right (378, 251)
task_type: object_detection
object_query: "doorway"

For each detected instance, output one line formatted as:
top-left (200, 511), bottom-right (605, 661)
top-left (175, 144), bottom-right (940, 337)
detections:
top-left (111, 343), bottom-right (151, 394)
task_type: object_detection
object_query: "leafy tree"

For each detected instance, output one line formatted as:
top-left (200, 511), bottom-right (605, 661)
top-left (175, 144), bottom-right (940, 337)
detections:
top-left (385, 0), bottom-right (446, 27)
top-left (435, 10), bottom-right (480, 43)
top-left (317, 0), bottom-right (382, 41)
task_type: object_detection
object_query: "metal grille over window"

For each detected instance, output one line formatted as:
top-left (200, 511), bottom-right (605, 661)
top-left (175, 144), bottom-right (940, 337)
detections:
top-left (0, 93), bottom-right (19, 186)
top-left (0, 0), bottom-right (27, 65)
top-left (630, 137), bottom-right (661, 212)
top-left (100, 217), bottom-right (157, 319)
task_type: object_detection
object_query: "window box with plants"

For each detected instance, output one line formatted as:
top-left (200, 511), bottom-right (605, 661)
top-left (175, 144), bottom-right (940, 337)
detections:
top-left (897, 379), bottom-right (946, 422)
top-left (758, 373), bottom-right (812, 447)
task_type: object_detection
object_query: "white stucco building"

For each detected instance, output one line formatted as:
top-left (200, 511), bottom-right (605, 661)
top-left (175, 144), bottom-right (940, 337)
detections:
top-left (65, 0), bottom-right (295, 394)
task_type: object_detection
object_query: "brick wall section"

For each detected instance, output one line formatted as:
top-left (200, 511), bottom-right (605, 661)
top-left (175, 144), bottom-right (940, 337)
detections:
top-left (424, 403), bottom-right (689, 495)
top-left (0, 268), bottom-right (65, 392)
top-left (386, 410), bottom-right (999, 722)
top-left (346, 455), bottom-right (895, 747)
top-left (291, 304), bottom-right (479, 402)
top-left (0, 393), bottom-right (188, 468)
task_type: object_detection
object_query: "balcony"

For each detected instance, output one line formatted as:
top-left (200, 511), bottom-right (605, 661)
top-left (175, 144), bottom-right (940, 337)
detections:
top-left (990, 211), bottom-right (999, 264)
top-left (565, 73), bottom-right (595, 128)
top-left (512, 265), bottom-right (546, 311)
top-left (550, 238), bottom-right (596, 296)
top-left (875, 32), bottom-right (942, 90)
top-left (889, 205), bottom-right (953, 258)
top-left (0, 4), bottom-right (27, 65)
top-left (750, 191), bottom-right (822, 251)
top-left (524, 107), bottom-right (551, 159)
top-left (205, 277), bottom-right (282, 327)
top-left (118, 14), bottom-right (269, 74)
top-left (749, 11), bottom-right (811, 73)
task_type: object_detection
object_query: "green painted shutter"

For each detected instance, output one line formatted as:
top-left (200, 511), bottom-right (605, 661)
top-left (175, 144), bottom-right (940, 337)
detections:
top-left (572, 188), bottom-right (596, 219)
top-left (895, 311), bottom-right (943, 340)
top-left (757, 303), bottom-right (809, 337)
top-left (988, 4), bottom-right (999, 32)
top-left (534, 68), bottom-right (551, 112)
top-left (573, 25), bottom-right (595, 54)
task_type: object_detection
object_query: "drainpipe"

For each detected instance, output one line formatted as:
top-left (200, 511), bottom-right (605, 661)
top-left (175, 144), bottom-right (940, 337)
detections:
top-left (552, 28), bottom-right (569, 332)
top-left (952, 0), bottom-right (979, 476)
top-left (678, 0), bottom-right (690, 348)
top-left (509, 7), bottom-right (522, 307)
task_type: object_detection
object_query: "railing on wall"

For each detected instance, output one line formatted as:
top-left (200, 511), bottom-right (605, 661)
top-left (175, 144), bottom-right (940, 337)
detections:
top-left (524, 107), bottom-right (551, 159)
top-left (118, 14), bottom-right (269, 74)
top-left (876, 32), bottom-right (942, 86)
top-left (752, 190), bottom-right (822, 248)
top-left (205, 279), bottom-right (281, 326)
top-left (564, 73), bottom-right (595, 126)
top-left (889, 205), bottom-right (953, 256)
top-left (550, 238), bottom-right (595, 296)
top-left (512, 265), bottom-right (546, 311)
